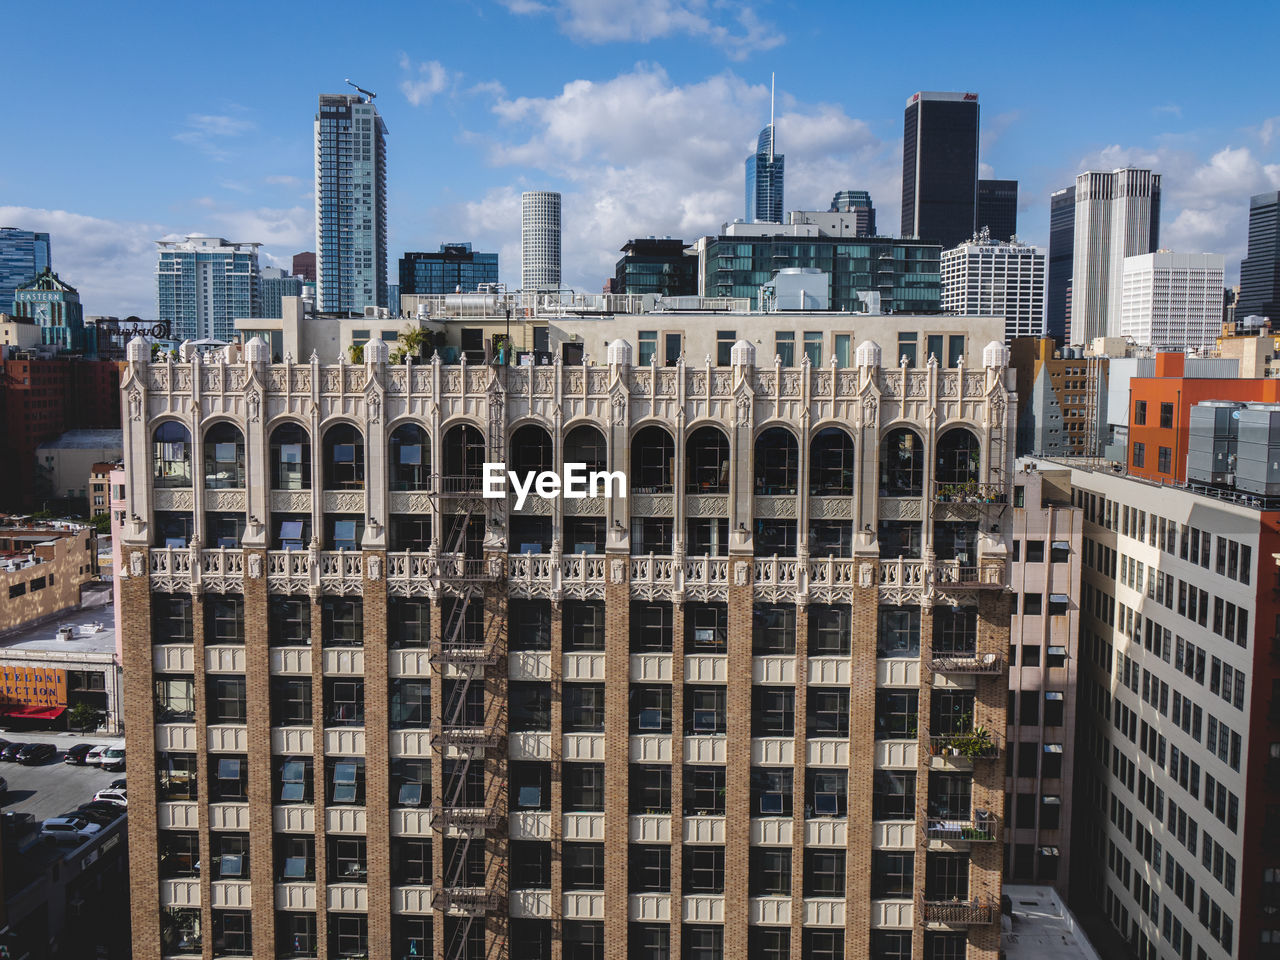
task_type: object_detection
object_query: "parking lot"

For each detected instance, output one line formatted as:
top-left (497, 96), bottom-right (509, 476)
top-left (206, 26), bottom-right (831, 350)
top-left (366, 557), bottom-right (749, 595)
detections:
top-left (0, 731), bottom-right (125, 823)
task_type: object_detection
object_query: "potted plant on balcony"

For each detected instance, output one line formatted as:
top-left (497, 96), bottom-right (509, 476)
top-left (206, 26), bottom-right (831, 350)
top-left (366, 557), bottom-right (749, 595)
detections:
top-left (955, 724), bottom-right (994, 760)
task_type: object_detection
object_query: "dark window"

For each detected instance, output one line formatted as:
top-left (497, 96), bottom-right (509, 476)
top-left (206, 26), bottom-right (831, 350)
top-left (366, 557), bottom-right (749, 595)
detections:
top-left (206, 595), bottom-right (245, 644)
top-left (748, 929), bottom-right (790, 960)
top-left (389, 598), bottom-right (430, 647)
top-left (873, 771), bottom-right (916, 820)
top-left (564, 842), bottom-right (605, 890)
top-left (631, 601), bottom-right (673, 652)
top-left (160, 832), bottom-right (199, 877)
top-left (686, 603), bottom-right (727, 652)
top-left (509, 682), bottom-right (552, 731)
top-left (277, 912), bottom-right (317, 958)
top-left (684, 846), bottom-right (725, 894)
top-left (325, 678), bottom-right (365, 726)
top-left (751, 767), bottom-right (793, 816)
top-left (216, 833), bottom-right (249, 879)
top-left (159, 752), bottom-right (198, 800)
top-left (752, 603), bottom-right (796, 654)
top-left (508, 599), bottom-right (551, 651)
top-left (392, 759), bottom-right (431, 808)
top-left (750, 847), bottom-right (792, 896)
top-left (565, 683), bottom-right (606, 732)
top-left (752, 687), bottom-right (795, 737)
top-left (871, 931), bottom-right (911, 960)
top-left (871, 851), bottom-right (914, 897)
top-left (876, 690), bottom-right (918, 739)
top-left (878, 606), bottom-right (921, 657)
top-left (564, 601), bottom-right (605, 650)
top-left (631, 685), bottom-right (672, 734)
top-left (152, 593), bottom-right (194, 642)
top-left (802, 930), bottom-right (843, 960)
top-left (629, 845), bottom-right (671, 893)
top-left (390, 679), bottom-right (430, 727)
top-left (808, 688), bottom-right (850, 738)
top-left (630, 765), bottom-right (672, 814)
top-left (330, 914), bottom-right (368, 959)
top-left (807, 769), bottom-right (848, 817)
top-left (391, 838), bottom-right (432, 885)
top-left (564, 763), bottom-right (605, 811)
top-left (210, 755), bottom-right (248, 801)
top-left (684, 766), bottom-right (726, 816)
top-left (804, 849), bottom-right (846, 896)
top-left (321, 597), bottom-right (363, 646)
top-left (511, 841), bottom-right (552, 889)
top-left (809, 604), bottom-right (851, 655)
top-left (685, 925), bottom-right (723, 960)
top-left (212, 911), bottom-right (252, 956)
top-left (564, 921), bottom-right (604, 960)
top-left (269, 596), bottom-right (310, 645)
top-left (630, 924), bottom-right (669, 960)
top-left (1160, 402), bottom-right (1174, 429)
top-left (685, 686), bottom-right (726, 735)
top-left (209, 676), bottom-right (247, 723)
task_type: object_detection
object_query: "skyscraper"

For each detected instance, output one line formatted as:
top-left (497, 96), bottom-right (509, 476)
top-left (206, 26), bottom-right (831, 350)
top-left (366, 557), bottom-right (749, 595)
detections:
top-left (260, 266), bottom-right (303, 319)
top-left (745, 124), bottom-right (784, 223)
top-left (292, 251), bottom-right (317, 283)
top-left (941, 236), bottom-right (1045, 341)
top-left (1070, 168), bottom-right (1161, 343)
top-left (521, 191), bottom-right (561, 292)
top-left (315, 90), bottom-right (387, 313)
top-left (12, 268), bottom-right (84, 351)
top-left (613, 238), bottom-right (697, 297)
top-left (976, 179), bottom-right (1017, 242)
top-left (901, 91), bottom-right (980, 248)
top-left (1120, 252), bottom-right (1225, 349)
top-left (0, 227), bottom-right (51, 311)
top-left (155, 235), bottom-right (261, 342)
top-left (400, 244), bottom-right (500, 295)
top-left (1237, 190), bottom-right (1280, 321)
top-left (828, 190), bottom-right (876, 237)
top-left (1045, 187), bottom-right (1075, 343)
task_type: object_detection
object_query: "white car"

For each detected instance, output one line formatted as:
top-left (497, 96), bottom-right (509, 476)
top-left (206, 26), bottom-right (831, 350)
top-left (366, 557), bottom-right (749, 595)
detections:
top-left (84, 745), bottom-right (109, 766)
top-left (100, 746), bottom-right (125, 772)
top-left (92, 788), bottom-right (127, 807)
top-left (41, 816), bottom-right (103, 843)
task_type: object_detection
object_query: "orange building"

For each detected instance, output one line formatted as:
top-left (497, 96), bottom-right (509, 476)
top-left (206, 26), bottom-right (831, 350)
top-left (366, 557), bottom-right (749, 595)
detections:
top-left (1126, 352), bottom-right (1280, 481)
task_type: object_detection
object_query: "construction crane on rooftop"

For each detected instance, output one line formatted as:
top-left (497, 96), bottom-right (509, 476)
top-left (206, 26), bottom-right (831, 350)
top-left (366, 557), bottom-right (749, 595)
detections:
top-left (345, 78), bottom-right (377, 102)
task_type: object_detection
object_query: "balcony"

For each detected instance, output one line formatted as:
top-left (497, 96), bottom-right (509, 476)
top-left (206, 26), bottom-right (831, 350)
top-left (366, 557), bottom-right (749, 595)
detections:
top-left (933, 481), bottom-right (1006, 506)
top-left (921, 899), bottom-right (998, 926)
top-left (935, 559), bottom-right (1004, 589)
top-left (930, 652), bottom-right (1003, 674)
top-left (438, 887), bottom-right (501, 915)
top-left (928, 733), bottom-right (1001, 763)
top-left (926, 813), bottom-right (998, 843)
top-left (434, 806), bottom-right (502, 830)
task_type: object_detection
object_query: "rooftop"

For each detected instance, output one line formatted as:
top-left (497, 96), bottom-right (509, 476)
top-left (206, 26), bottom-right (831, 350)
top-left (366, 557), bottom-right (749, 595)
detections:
top-left (1001, 885), bottom-right (1102, 960)
top-left (0, 597), bottom-right (117, 657)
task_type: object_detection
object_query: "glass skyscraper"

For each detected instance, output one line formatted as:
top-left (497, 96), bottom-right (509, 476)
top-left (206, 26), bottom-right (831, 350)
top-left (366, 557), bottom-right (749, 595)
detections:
top-left (13, 268), bottom-right (84, 351)
top-left (315, 92), bottom-right (388, 313)
top-left (1045, 186), bottom-right (1075, 343)
top-left (745, 124), bottom-right (784, 223)
top-left (976, 179), bottom-right (1018, 242)
top-left (901, 91), bottom-right (980, 248)
top-left (0, 227), bottom-right (51, 312)
top-left (1238, 191), bottom-right (1280, 321)
top-left (156, 236), bottom-right (261, 342)
top-left (399, 243), bottom-right (499, 296)
top-left (260, 266), bottom-right (303, 319)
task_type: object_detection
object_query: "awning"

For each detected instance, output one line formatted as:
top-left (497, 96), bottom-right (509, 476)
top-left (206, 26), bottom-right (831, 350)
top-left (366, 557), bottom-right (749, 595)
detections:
top-left (0, 704), bottom-right (66, 720)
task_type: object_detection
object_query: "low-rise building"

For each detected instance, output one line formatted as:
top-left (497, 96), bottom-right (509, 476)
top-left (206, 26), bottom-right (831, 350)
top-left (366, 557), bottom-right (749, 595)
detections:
top-left (0, 523), bottom-right (98, 634)
top-left (34, 430), bottom-right (123, 507)
top-left (1009, 339), bottom-right (1106, 458)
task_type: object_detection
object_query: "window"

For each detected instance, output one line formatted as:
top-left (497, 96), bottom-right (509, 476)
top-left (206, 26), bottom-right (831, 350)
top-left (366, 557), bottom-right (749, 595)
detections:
top-left (509, 682), bottom-right (552, 731)
top-left (270, 422), bottom-right (311, 490)
top-left (878, 606), bottom-right (921, 657)
top-left (210, 755), bottom-right (248, 801)
top-left (752, 768), bottom-right (793, 816)
top-left (638, 331), bottom-right (657, 366)
top-left (684, 846), bottom-right (725, 893)
top-left (1158, 446), bottom-right (1172, 473)
top-left (809, 604), bottom-right (851, 655)
top-left (564, 601), bottom-right (605, 650)
top-left (1132, 442), bottom-right (1145, 468)
top-left (329, 759), bottom-right (365, 805)
top-left (1023, 593), bottom-right (1043, 616)
top-left (630, 845), bottom-right (671, 893)
top-left (802, 930), bottom-right (843, 960)
top-left (685, 926), bottom-right (723, 960)
top-left (752, 687), bottom-right (795, 737)
top-left (564, 763), bottom-right (605, 811)
top-left (631, 601), bottom-right (673, 652)
top-left (873, 770), bottom-right (916, 820)
top-left (391, 838), bottom-right (432, 885)
top-left (564, 842), bottom-right (605, 890)
top-left (154, 676), bottom-right (195, 722)
top-left (330, 914), bottom-right (368, 959)
top-left (875, 690), bottom-right (918, 740)
top-left (269, 596), bottom-right (310, 645)
top-left (206, 595), bottom-right (245, 644)
top-left (775, 331), bottom-right (795, 366)
top-left (564, 921), bottom-right (603, 960)
top-left (564, 684), bottom-right (605, 732)
top-left (1025, 540), bottom-right (1045, 563)
top-left (803, 330), bottom-right (822, 366)
top-left (393, 918), bottom-right (432, 960)
top-left (277, 758), bottom-right (313, 803)
top-left (216, 834), bottom-right (249, 879)
top-left (1160, 402), bottom-right (1174, 429)
top-left (807, 769), bottom-right (847, 817)
top-left (159, 752), bottom-right (198, 800)
top-left (160, 832), bottom-right (200, 877)
top-left (277, 912), bottom-right (316, 958)
top-left (153, 421), bottom-right (192, 488)
top-left (804, 849), bottom-right (846, 896)
top-left (685, 686), bottom-right (726, 734)
top-left (209, 676), bottom-right (247, 723)
top-left (511, 841), bottom-right (551, 889)
top-left (631, 685), bottom-right (672, 733)
top-left (872, 851), bottom-right (914, 898)
top-left (630, 924), bottom-right (668, 960)
top-left (808, 688), bottom-right (850, 738)
top-left (629, 765), bottom-right (671, 814)
top-left (750, 847), bottom-right (792, 896)
top-left (510, 599), bottom-right (552, 651)
top-left (684, 766), bottom-right (726, 816)
top-left (752, 603), bottom-right (796, 653)
top-left (321, 597), bottom-right (363, 646)
top-left (716, 330), bottom-right (736, 366)
top-left (212, 911), bottom-right (251, 956)
top-left (393, 759), bottom-right (431, 808)
top-left (1135, 401), bottom-right (1147, 425)
top-left (325, 678), bottom-right (364, 726)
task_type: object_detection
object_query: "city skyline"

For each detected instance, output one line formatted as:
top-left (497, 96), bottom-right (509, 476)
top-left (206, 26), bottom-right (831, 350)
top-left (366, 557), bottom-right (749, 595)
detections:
top-left (2, 1), bottom-right (1279, 320)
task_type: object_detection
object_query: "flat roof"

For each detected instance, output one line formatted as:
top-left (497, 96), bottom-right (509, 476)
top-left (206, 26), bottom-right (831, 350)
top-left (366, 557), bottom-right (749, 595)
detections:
top-left (1001, 885), bottom-right (1102, 960)
top-left (0, 600), bottom-right (118, 657)
top-left (35, 428), bottom-right (122, 450)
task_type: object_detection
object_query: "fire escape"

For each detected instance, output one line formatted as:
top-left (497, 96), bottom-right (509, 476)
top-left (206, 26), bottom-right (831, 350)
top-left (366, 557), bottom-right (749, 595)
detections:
top-left (432, 476), bottom-right (505, 960)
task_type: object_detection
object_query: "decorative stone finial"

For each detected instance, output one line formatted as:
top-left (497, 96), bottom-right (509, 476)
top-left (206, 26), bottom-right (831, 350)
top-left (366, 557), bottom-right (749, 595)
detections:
top-left (607, 338), bottom-right (632, 367)
top-left (364, 336), bottom-right (389, 364)
top-left (126, 336), bottom-right (149, 363)
top-left (244, 336), bottom-right (270, 363)
top-left (855, 340), bottom-right (881, 369)
top-left (730, 338), bottom-right (756, 367)
top-left (982, 340), bottom-right (1010, 369)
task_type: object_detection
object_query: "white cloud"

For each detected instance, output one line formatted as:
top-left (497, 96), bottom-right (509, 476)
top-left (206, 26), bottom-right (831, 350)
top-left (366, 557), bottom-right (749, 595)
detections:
top-left (438, 64), bottom-right (898, 289)
top-left (1073, 142), bottom-right (1280, 279)
top-left (399, 55), bottom-right (452, 107)
top-left (1262, 117), bottom-right (1280, 147)
top-left (265, 174), bottom-right (302, 186)
top-left (499, 0), bottom-right (784, 59)
top-left (173, 113), bottom-right (254, 160)
top-left (0, 203), bottom-right (313, 319)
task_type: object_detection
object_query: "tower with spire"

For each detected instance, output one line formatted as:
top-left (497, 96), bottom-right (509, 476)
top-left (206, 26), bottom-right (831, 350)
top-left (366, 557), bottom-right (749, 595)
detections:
top-left (745, 73), bottom-right (784, 223)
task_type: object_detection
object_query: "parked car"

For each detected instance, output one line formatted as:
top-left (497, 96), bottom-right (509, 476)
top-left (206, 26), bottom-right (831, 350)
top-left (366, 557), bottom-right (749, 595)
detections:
top-left (63, 743), bottom-right (94, 765)
top-left (109, 778), bottom-right (126, 790)
top-left (100, 746), bottom-right (125, 772)
top-left (92, 789), bottom-right (127, 807)
top-left (0, 743), bottom-right (27, 762)
top-left (72, 806), bottom-right (122, 826)
top-left (16, 743), bottom-right (56, 765)
top-left (84, 745), bottom-right (108, 766)
top-left (0, 775), bottom-right (7, 799)
top-left (0, 738), bottom-right (9, 754)
top-left (77, 800), bottom-right (126, 820)
top-left (41, 816), bottom-right (102, 843)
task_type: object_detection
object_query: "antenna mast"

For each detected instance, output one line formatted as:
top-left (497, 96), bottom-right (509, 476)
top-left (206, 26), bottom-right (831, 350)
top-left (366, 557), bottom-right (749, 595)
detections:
top-left (769, 72), bottom-right (775, 162)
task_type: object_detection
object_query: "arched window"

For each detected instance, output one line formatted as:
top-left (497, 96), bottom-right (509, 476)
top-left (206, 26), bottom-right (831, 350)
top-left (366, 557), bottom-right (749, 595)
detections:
top-left (564, 425), bottom-right (607, 474)
top-left (442, 424), bottom-right (486, 492)
top-left (880, 428), bottom-right (923, 497)
top-left (509, 425), bottom-right (553, 477)
top-left (203, 423), bottom-right (245, 489)
top-left (686, 426), bottom-right (730, 493)
top-left (153, 422), bottom-right (192, 489)
top-left (810, 427), bottom-right (854, 496)
top-left (270, 422), bottom-right (311, 490)
top-left (389, 424), bottom-right (430, 491)
top-left (323, 424), bottom-right (365, 490)
top-left (754, 427), bottom-right (798, 495)
top-left (936, 429), bottom-right (981, 488)
top-left (631, 425), bottom-right (674, 493)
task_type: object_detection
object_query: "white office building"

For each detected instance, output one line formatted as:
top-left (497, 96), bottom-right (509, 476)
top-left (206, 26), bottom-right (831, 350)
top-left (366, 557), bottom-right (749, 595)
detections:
top-left (155, 236), bottom-right (260, 343)
top-left (1071, 168), bottom-right (1161, 344)
top-left (521, 191), bottom-right (561, 292)
top-left (1120, 252), bottom-right (1225, 349)
top-left (941, 235), bottom-right (1046, 341)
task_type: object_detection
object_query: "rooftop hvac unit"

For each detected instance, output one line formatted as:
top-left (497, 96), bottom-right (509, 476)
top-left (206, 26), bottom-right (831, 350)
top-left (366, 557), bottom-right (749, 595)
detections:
top-left (1186, 401), bottom-right (1244, 486)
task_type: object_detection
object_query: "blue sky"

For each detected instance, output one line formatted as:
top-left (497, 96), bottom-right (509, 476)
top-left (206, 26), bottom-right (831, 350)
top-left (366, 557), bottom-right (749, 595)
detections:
top-left (3, 0), bottom-right (1279, 319)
